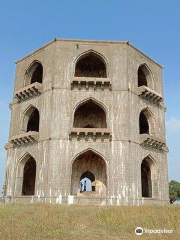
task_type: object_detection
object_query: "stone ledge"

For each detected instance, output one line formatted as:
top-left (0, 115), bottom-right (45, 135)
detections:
top-left (139, 134), bottom-right (168, 151)
top-left (69, 128), bottom-right (111, 142)
top-left (10, 131), bottom-right (39, 146)
top-left (71, 77), bottom-right (111, 90)
top-left (137, 86), bottom-right (163, 104)
top-left (15, 82), bottom-right (42, 102)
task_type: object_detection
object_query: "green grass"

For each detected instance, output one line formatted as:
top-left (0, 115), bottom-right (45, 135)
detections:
top-left (0, 203), bottom-right (180, 239)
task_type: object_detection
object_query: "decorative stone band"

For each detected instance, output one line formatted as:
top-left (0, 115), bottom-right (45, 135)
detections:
top-left (137, 86), bottom-right (163, 104)
top-left (10, 131), bottom-right (39, 146)
top-left (15, 82), bottom-right (43, 102)
top-left (71, 77), bottom-right (111, 90)
top-left (69, 128), bottom-right (111, 142)
top-left (140, 134), bottom-right (168, 152)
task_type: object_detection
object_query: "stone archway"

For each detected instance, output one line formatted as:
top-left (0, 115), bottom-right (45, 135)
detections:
top-left (141, 156), bottom-right (158, 198)
top-left (25, 61), bottom-right (43, 86)
top-left (73, 99), bottom-right (107, 128)
top-left (22, 157), bottom-right (36, 195)
top-left (138, 64), bottom-right (153, 89)
top-left (15, 153), bottom-right (36, 196)
top-left (75, 51), bottom-right (107, 78)
top-left (71, 150), bottom-right (107, 196)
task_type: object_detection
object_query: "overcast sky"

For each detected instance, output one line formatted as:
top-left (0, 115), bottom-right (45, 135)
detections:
top-left (0, 0), bottom-right (180, 195)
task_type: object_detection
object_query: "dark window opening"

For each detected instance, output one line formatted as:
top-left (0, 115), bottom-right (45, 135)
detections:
top-left (22, 157), bottom-right (36, 196)
top-left (27, 109), bottom-right (39, 132)
top-left (75, 54), bottom-right (107, 78)
top-left (80, 171), bottom-right (95, 192)
top-left (73, 100), bottom-right (107, 128)
top-left (138, 67), bottom-right (147, 87)
top-left (141, 159), bottom-right (152, 198)
top-left (139, 112), bottom-right (149, 134)
top-left (31, 64), bottom-right (43, 84)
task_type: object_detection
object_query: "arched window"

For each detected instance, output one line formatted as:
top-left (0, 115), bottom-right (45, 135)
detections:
top-left (139, 111), bottom-right (149, 134)
top-left (141, 159), bottom-right (152, 198)
top-left (25, 61), bottom-right (43, 85)
top-left (31, 64), bottom-right (43, 84)
top-left (22, 157), bottom-right (36, 196)
top-left (75, 52), bottom-right (107, 78)
top-left (22, 105), bottom-right (40, 132)
top-left (27, 109), bottom-right (39, 132)
top-left (73, 100), bottom-right (107, 128)
top-left (80, 171), bottom-right (95, 192)
top-left (138, 64), bottom-right (153, 88)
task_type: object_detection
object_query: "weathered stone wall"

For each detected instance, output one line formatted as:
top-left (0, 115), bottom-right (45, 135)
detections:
top-left (4, 39), bottom-right (169, 205)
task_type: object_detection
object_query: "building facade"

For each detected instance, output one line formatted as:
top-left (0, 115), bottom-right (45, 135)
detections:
top-left (4, 39), bottom-right (169, 205)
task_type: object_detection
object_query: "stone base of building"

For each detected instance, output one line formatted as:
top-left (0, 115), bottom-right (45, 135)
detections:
top-left (3, 196), bottom-right (170, 206)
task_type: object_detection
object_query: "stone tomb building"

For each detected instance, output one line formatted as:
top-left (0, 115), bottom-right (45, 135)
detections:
top-left (4, 39), bottom-right (169, 205)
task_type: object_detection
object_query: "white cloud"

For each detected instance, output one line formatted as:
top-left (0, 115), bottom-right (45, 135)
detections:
top-left (166, 117), bottom-right (180, 132)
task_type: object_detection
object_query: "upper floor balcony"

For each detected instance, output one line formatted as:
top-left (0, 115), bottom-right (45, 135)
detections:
top-left (15, 82), bottom-right (43, 102)
top-left (71, 77), bottom-right (111, 90)
top-left (137, 86), bottom-right (163, 104)
top-left (72, 50), bottom-right (111, 91)
top-left (10, 131), bottom-right (39, 147)
top-left (139, 134), bottom-right (168, 152)
top-left (69, 128), bottom-right (111, 142)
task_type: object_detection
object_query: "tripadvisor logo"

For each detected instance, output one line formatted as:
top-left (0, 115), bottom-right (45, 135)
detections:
top-left (135, 227), bottom-right (143, 235)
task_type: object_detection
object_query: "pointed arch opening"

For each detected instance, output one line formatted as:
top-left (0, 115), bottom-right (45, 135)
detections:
top-left (75, 52), bottom-right (107, 78)
top-left (138, 64), bottom-right (153, 89)
top-left (25, 61), bottom-right (43, 86)
top-left (80, 171), bottom-right (95, 192)
top-left (27, 108), bottom-right (39, 132)
top-left (139, 111), bottom-right (149, 134)
top-left (15, 153), bottom-right (36, 196)
top-left (139, 108), bottom-right (154, 135)
top-left (71, 150), bottom-right (107, 196)
top-left (73, 99), bottom-right (107, 128)
top-left (22, 157), bottom-right (36, 195)
top-left (141, 156), bottom-right (157, 198)
top-left (22, 105), bottom-right (40, 132)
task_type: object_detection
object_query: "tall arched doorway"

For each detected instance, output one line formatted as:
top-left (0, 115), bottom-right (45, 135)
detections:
top-left (141, 156), bottom-right (158, 198)
top-left (141, 159), bottom-right (152, 197)
top-left (22, 157), bottom-right (36, 195)
top-left (71, 150), bottom-right (107, 196)
top-left (15, 154), bottom-right (36, 196)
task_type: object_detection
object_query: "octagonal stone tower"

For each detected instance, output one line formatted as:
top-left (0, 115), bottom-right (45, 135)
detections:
top-left (4, 39), bottom-right (169, 205)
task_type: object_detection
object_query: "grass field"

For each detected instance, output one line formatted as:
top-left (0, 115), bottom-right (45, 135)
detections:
top-left (0, 203), bottom-right (180, 240)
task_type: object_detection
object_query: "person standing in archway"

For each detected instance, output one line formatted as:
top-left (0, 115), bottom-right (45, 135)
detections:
top-left (84, 180), bottom-right (86, 191)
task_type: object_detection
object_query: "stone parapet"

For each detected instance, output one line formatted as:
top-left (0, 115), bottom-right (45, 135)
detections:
top-left (71, 77), bottom-right (111, 90)
top-left (69, 128), bottom-right (111, 142)
top-left (137, 86), bottom-right (163, 104)
top-left (139, 134), bottom-right (168, 151)
top-left (15, 82), bottom-right (42, 102)
top-left (10, 131), bottom-right (39, 146)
